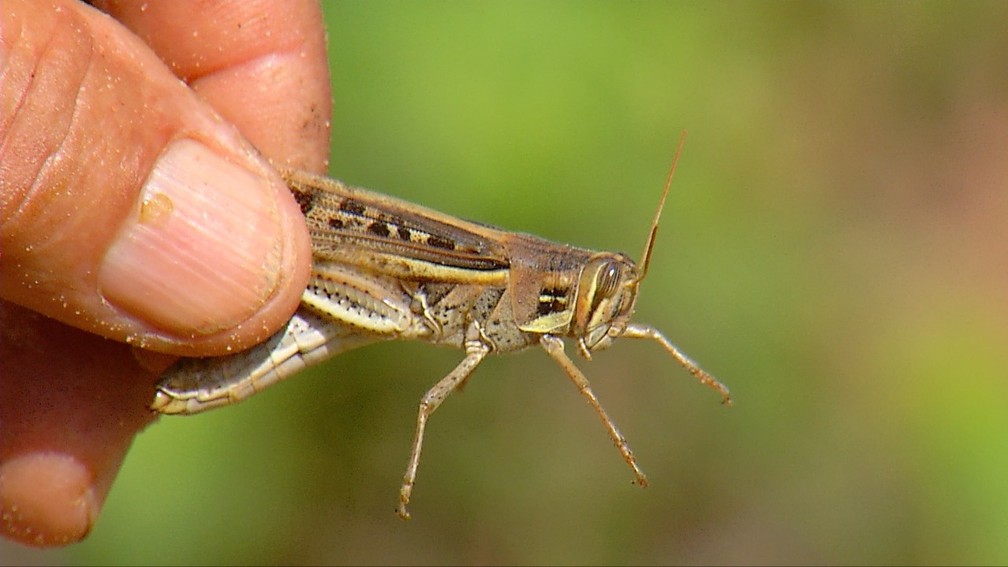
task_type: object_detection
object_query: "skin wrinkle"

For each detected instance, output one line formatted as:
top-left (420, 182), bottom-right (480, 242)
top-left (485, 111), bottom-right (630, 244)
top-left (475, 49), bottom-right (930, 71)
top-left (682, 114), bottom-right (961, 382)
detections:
top-left (188, 36), bottom-right (307, 85)
top-left (4, 9), bottom-right (92, 252)
top-left (1, 21), bottom-right (53, 227)
top-left (1, 16), bottom-right (32, 141)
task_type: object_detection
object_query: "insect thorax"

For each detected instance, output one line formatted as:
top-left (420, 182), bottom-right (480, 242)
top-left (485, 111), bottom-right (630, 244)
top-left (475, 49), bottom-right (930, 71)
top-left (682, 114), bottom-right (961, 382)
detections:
top-left (404, 281), bottom-right (537, 353)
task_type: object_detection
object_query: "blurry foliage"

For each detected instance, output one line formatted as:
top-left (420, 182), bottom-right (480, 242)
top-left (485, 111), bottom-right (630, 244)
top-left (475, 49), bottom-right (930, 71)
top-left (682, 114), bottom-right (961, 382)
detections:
top-left (11, 2), bottom-right (1008, 565)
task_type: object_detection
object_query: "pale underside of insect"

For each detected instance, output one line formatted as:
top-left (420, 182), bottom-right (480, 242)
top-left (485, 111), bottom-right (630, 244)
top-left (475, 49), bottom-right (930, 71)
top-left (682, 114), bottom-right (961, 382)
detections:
top-left (152, 138), bottom-right (731, 519)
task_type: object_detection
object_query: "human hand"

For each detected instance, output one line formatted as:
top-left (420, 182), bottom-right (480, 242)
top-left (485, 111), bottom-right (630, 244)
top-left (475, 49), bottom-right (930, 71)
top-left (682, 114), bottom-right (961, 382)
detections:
top-left (1, 0), bottom-right (330, 546)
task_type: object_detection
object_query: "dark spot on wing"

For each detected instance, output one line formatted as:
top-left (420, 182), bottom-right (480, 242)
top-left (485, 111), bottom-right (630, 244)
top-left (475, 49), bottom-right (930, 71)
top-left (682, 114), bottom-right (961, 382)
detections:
top-left (427, 235), bottom-right (456, 250)
top-left (291, 189), bottom-right (314, 214)
top-left (340, 199), bottom-right (366, 216)
top-left (328, 217), bottom-right (344, 229)
top-left (367, 221), bottom-right (391, 237)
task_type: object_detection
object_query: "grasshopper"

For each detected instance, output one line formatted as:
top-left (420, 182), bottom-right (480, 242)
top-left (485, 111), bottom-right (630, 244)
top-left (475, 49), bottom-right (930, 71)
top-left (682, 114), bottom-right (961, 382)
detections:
top-left (152, 136), bottom-right (731, 519)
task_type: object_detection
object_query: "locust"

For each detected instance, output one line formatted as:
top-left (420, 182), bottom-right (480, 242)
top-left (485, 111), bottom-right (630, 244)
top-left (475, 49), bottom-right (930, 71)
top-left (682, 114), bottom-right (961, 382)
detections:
top-left (152, 135), bottom-right (731, 519)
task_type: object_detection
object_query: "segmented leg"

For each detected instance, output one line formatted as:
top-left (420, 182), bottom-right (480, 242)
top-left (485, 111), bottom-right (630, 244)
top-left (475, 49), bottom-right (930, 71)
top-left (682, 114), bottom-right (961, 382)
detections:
top-left (539, 334), bottom-right (649, 488)
top-left (622, 323), bottom-right (733, 406)
top-left (398, 338), bottom-right (490, 520)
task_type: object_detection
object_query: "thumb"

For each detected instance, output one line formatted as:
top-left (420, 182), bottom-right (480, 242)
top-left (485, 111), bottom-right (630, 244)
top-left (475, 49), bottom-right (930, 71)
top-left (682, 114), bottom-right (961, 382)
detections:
top-left (0, 1), bottom-right (312, 356)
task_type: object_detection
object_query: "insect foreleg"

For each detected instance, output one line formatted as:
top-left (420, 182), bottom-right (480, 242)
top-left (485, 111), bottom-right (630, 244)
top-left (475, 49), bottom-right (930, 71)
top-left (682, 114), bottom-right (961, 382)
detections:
top-left (621, 323), bottom-right (732, 405)
top-left (539, 334), bottom-right (649, 488)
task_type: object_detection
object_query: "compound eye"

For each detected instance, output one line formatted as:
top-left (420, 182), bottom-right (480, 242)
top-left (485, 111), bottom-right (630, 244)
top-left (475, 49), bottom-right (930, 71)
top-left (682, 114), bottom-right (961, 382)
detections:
top-left (595, 261), bottom-right (621, 298)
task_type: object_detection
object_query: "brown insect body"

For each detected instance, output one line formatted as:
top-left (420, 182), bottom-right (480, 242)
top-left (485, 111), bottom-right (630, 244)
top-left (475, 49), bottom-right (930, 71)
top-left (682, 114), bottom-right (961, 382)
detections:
top-left (154, 139), bottom-right (730, 519)
top-left (292, 171), bottom-right (639, 357)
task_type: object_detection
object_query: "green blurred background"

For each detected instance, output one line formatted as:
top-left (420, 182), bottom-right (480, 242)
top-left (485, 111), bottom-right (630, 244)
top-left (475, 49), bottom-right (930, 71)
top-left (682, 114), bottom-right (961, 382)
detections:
top-left (9, 1), bottom-right (1008, 564)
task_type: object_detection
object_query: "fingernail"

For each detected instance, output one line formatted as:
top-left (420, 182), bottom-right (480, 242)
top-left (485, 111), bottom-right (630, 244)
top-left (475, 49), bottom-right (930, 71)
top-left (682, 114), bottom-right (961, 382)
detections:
top-left (98, 139), bottom-right (284, 337)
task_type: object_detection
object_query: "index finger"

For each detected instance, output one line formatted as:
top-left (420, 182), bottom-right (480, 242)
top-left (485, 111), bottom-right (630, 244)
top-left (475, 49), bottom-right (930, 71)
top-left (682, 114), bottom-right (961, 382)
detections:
top-left (93, 0), bottom-right (332, 172)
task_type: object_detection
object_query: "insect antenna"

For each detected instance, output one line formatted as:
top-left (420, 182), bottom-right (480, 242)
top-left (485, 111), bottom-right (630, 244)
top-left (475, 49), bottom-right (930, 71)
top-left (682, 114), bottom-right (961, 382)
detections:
top-left (638, 130), bottom-right (687, 281)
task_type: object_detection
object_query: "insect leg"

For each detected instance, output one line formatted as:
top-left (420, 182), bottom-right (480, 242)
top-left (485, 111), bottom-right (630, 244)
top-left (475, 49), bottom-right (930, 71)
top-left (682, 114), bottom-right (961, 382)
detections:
top-left (539, 334), bottom-right (648, 488)
top-left (622, 323), bottom-right (732, 405)
top-left (398, 337), bottom-right (490, 520)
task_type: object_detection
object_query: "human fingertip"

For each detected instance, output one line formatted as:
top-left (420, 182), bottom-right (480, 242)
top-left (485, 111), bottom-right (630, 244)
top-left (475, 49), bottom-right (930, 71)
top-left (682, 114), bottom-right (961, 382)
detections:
top-left (0, 453), bottom-right (100, 547)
